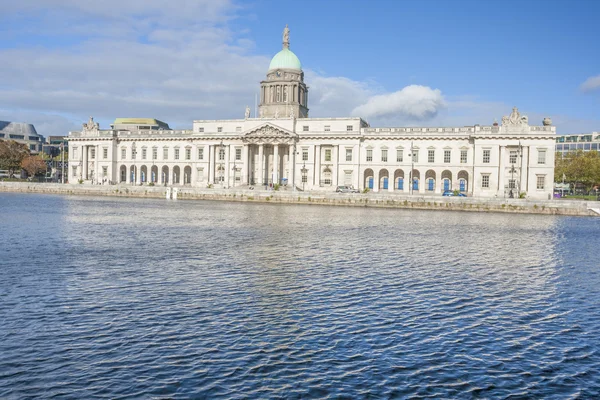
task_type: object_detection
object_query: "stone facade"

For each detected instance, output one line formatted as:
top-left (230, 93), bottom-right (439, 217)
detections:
top-left (67, 28), bottom-right (556, 200)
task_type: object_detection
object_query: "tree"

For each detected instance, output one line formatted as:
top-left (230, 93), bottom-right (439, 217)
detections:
top-left (21, 155), bottom-right (47, 177)
top-left (0, 140), bottom-right (29, 177)
top-left (555, 150), bottom-right (600, 191)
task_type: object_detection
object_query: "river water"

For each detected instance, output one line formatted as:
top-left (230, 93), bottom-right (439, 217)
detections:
top-left (1, 193), bottom-right (599, 399)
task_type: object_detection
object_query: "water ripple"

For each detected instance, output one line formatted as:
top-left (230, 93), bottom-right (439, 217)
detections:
top-left (1, 193), bottom-right (600, 399)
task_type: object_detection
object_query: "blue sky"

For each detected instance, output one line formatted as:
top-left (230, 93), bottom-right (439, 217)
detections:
top-left (0, 0), bottom-right (598, 136)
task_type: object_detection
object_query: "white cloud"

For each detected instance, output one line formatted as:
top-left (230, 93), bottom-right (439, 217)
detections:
top-left (580, 75), bottom-right (600, 92)
top-left (351, 85), bottom-right (446, 121)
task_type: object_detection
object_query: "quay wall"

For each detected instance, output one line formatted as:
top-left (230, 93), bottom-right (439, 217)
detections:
top-left (1, 182), bottom-right (599, 217)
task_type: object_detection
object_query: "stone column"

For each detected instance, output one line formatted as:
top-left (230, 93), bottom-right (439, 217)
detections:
top-left (288, 145), bottom-right (294, 189)
top-left (209, 145), bottom-right (215, 183)
top-left (82, 146), bottom-right (87, 180)
top-left (388, 169), bottom-right (394, 192)
top-left (314, 144), bottom-right (321, 186)
top-left (373, 169), bottom-right (379, 193)
top-left (498, 146), bottom-right (506, 195)
top-left (520, 146), bottom-right (529, 193)
top-left (332, 145), bottom-right (338, 186)
top-left (273, 144), bottom-right (279, 185)
top-left (224, 144), bottom-right (230, 188)
top-left (242, 144), bottom-right (249, 185)
top-left (258, 144), bottom-right (264, 186)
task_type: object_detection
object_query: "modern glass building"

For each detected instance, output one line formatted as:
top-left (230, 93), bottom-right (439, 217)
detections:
top-left (555, 132), bottom-right (600, 156)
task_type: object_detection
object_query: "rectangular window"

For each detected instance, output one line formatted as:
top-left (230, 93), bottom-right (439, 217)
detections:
top-left (302, 174), bottom-right (308, 183)
top-left (185, 148), bottom-right (191, 160)
top-left (163, 148), bottom-right (168, 160)
top-left (346, 125), bottom-right (353, 132)
top-left (235, 148), bottom-right (242, 161)
top-left (538, 150), bottom-right (546, 164)
top-left (509, 150), bottom-right (518, 164)
top-left (460, 150), bottom-right (467, 163)
top-left (444, 150), bottom-right (451, 163)
top-left (428, 150), bottom-right (435, 163)
top-left (174, 148), bottom-right (180, 160)
top-left (302, 149), bottom-right (308, 161)
top-left (396, 149), bottom-right (403, 162)
top-left (102, 166), bottom-right (107, 177)
top-left (142, 148), bottom-right (147, 160)
top-left (217, 127), bottom-right (223, 133)
top-left (152, 148), bottom-right (158, 160)
top-left (219, 149), bottom-right (225, 161)
top-left (482, 174), bottom-right (490, 188)
top-left (537, 175), bottom-right (545, 190)
top-left (103, 148), bottom-right (108, 159)
top-left (199, 127), bottom-right (204, 133)
top-left (325, 149), bottom-right (332, 162)
top-left (381, 149), bottom-right (388, 162)
top-left (412, 151), bottom-right (418, 163)
top-left (90, 148), bottom-right (95, 160)
top-left (121, 148), bottom-right (126, 160)
top-left (198, 148), bottom-right (204, 160)
top-left (132, 147), bottom-right (136, 160)
top-left (366, 149), bottom-right (373, 162)
top-left (346, 148), bottom-right (352, 162)
top-left (509, 179), bottom-right (516, 189)
top-left (303, 126), bottom-right (309, 132)
top-left (324, 125), bottom-right (330, 132)
top-left (197, 168), bottom-right (204, 182)
top-left (483, 149), bottom-right (490, 163)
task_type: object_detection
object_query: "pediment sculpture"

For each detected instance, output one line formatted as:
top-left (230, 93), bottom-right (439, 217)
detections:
top-left (502, 107), bottom-right (528, 127)
top-left (82, 116), bottom-right (100, 133)
top-left (242, 124), bottom-right (297, 144)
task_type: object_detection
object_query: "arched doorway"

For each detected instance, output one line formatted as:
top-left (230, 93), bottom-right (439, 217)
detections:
top-left (151, 165), bottom-right (158, 183)
top-left (141, 165), bottom-right (147, 183)
top-left (129, 165), bottom-right (137, 184)
top-left (364, 168), bottom-right (374, 190)
top-left (425, 169), bottom-right (436, 192)
top-left (161, 166), bottom-right (169, 184)
top-left (458, 170), bottom-right (469, 193)
top-left (379, 169), bottom-right (389, 190)
top-left (441, 170), bottom-right (452, 191)
top-left (120, 165), bottom-right (127, 183)
top-left (411, 169), bottom-right (420, 192)
top-left (184, 166), bottom-right (192, 185)
top-left (394, 169), bottom-right (404, 191)
top-left (173, 166), bottom-right (180, 184)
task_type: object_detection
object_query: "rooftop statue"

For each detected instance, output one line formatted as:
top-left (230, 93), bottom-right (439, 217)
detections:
top-left (283, 24), bottom-right (290, 49)
top-left (83, 116), bottom-right (99, 132)
top-left (502, 107), bottom-right (528, 127)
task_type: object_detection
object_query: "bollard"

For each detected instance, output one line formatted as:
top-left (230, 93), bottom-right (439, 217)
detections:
top-left (173, 187), bottom-right (178, 200)
top-left (166, 187), bottom-right (171, 199)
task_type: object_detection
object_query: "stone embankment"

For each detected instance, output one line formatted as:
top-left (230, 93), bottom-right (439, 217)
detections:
top-left (2, 182), bottom-right (599, 217)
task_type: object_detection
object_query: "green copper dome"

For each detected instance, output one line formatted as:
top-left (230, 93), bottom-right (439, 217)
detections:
top-left (268, 48), bottom-right (302, 71)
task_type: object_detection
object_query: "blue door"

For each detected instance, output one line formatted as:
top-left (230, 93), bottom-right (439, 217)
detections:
top-left (460, 179), bottom-right (466, 192)
top-left (368, 177), bottom-right (373, 189)
top-left (383, 177), bottom-right (388, 189)
top-left (444, 179), bottom-right (450, 191)
top-left (398, 178), bottom-right (404, 190)
top-left (413, 178), bottom-right (419, 191)
top-left (428, 179), bottom-right (434, 191)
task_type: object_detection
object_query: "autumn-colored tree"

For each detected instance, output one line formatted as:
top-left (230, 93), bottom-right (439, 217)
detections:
top-left (21, 155), bottom-right (47, 177)
top-left (0, 140), bottom-right (30, 177)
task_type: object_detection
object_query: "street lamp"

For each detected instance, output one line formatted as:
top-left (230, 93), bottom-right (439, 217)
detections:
top-left (232, 161), bottom-right (236, 188)
top-left (301, 163), bottom-right (307, 192)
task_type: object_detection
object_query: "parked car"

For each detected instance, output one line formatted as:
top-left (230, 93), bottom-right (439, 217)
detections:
top-left (336, 185), bottom-right (360, 193)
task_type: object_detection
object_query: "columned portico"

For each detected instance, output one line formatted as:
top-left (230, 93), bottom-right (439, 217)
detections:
top-left (273, 144), bottom-right (279, 185)
top-left (258, 144), bottom-right (264, 185)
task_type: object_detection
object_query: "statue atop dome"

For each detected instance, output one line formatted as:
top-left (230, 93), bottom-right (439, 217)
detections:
top-left (283, 24), bottom-right (290, 49)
